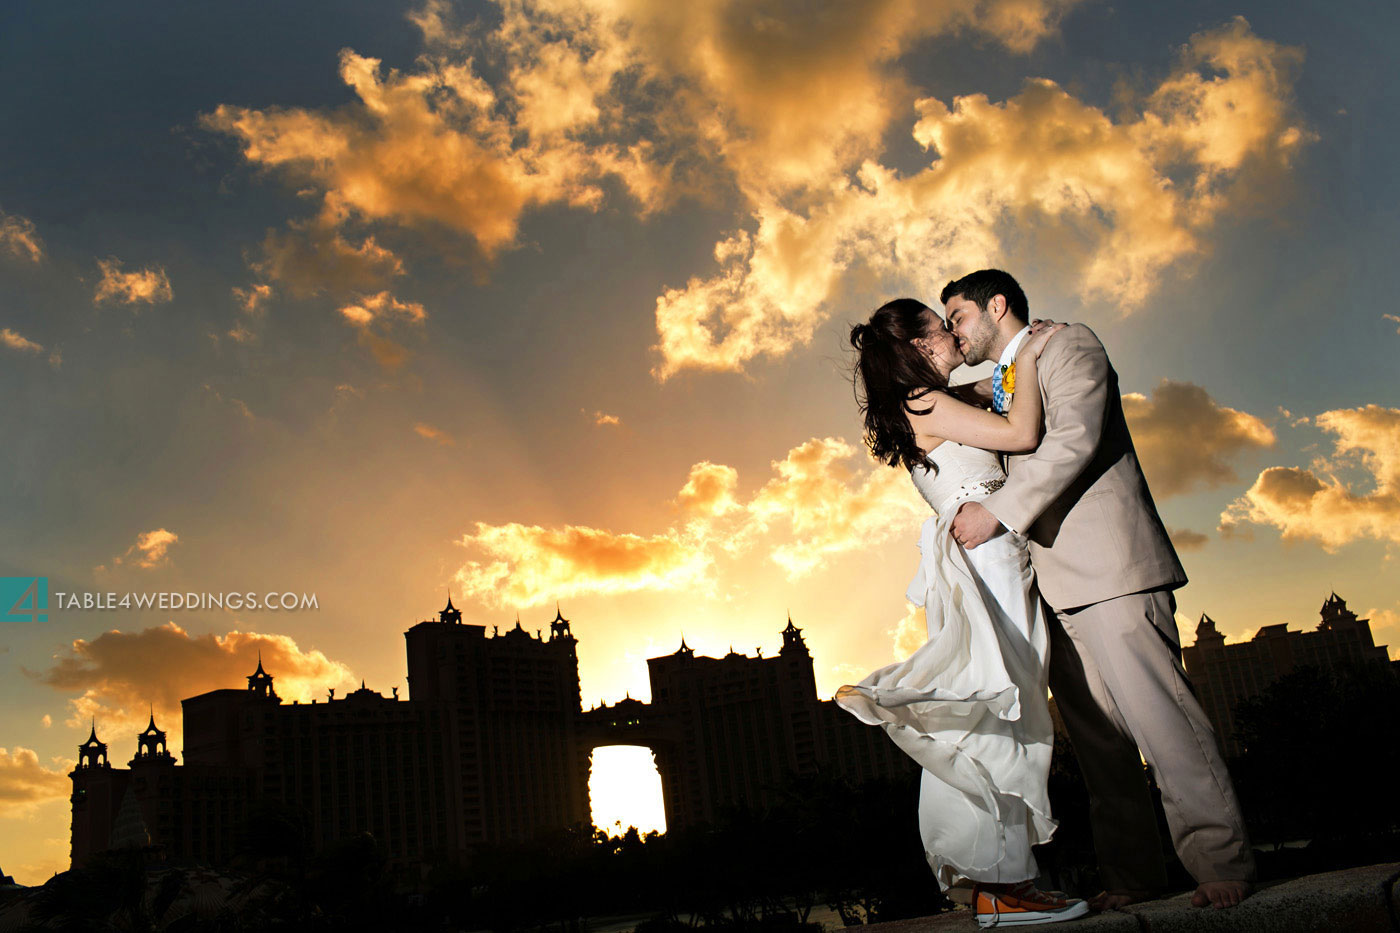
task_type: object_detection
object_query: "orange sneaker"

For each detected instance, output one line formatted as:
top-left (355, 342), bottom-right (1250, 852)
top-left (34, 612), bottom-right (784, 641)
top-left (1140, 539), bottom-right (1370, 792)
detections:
top-left (973, 882), bottom-right (1090, 927)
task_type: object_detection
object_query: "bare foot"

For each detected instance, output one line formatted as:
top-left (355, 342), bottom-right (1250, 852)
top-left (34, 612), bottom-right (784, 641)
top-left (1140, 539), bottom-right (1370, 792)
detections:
top-left (1087, 890), bottom-right (1152, 911)
top-left (1191, 880), bottom-right (1252, 909)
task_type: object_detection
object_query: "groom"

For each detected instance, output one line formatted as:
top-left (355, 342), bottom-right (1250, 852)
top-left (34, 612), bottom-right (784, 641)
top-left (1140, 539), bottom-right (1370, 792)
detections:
top-left (943, 269), bottom-right (1255, 911)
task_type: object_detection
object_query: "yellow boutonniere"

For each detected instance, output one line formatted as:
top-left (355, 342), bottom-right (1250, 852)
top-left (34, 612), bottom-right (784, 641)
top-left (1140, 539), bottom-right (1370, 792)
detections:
top-left (1002, 362), bottom-right (1016, 394)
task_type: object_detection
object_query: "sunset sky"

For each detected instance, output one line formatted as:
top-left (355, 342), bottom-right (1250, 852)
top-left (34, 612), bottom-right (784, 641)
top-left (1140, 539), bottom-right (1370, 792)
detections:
top-left (2, 0), bottom-right (1398, 884)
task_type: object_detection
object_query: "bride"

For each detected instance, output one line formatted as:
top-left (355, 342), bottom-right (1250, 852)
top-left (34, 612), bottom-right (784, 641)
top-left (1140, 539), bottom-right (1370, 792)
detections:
top-left (837, 298), bottom-right (1087, 927)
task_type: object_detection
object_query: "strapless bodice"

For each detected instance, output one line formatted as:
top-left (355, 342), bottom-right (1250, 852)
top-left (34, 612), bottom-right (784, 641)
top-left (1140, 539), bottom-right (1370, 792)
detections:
top-left (911, 442), bottom-right (1006, 516)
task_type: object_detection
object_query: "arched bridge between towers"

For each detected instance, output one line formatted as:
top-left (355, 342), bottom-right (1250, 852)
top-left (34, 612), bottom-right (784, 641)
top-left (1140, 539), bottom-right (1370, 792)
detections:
top-left (578, 697), bottom-right (677, 754)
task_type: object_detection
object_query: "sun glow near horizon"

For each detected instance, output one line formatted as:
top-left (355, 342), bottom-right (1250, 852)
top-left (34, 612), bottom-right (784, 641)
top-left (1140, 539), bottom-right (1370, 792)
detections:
top-left (590, 745), bottom-right (667, 837)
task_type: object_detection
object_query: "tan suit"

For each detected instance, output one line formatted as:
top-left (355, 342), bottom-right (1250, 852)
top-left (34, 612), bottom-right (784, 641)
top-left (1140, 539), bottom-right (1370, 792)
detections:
top-left (981, 323), bottom-right (1254, 892)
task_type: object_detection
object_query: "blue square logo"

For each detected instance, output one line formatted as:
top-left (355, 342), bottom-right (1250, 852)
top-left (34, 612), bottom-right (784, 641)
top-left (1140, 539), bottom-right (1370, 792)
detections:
top-left (2, 577), bottom-right (48, 622)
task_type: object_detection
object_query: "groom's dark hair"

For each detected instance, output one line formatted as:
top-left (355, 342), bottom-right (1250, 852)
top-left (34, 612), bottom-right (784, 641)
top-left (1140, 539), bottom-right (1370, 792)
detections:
top-left (940, 269), bottom-right (1029, 323)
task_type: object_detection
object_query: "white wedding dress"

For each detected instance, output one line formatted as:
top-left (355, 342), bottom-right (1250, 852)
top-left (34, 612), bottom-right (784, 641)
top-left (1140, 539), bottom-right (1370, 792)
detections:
top-left (835, 441), bottom-right (1056, 890)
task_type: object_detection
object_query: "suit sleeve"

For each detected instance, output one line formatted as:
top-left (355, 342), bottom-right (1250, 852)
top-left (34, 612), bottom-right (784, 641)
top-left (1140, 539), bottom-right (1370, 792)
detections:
top-left (980, 324), bottom-right (1109, 536)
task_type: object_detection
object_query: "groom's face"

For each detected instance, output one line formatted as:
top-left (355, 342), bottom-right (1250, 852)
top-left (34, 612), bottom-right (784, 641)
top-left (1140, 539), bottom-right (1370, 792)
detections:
top-left (944, 294), bottom-right (998, 365)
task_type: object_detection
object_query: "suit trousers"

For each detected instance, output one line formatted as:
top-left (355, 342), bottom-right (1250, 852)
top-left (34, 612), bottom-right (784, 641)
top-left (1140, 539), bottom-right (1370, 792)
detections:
top-left (1046, 588), bottom-right (1255, 892)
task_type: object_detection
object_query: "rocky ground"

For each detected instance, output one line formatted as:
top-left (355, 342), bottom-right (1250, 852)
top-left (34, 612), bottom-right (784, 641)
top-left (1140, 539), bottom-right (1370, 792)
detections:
top-left (859, 862), bottom-right (1400, 932)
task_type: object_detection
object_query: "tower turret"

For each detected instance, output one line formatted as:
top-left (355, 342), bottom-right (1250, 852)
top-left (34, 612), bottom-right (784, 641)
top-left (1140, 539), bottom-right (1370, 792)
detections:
top-left (1195, 613), bottom-right (1226, 647)
top-left (1319, 592), bottom-right (1358, 630)
top-left (439, 594), bottom-right (463, 625)
top-left (76, 720), bottom-right (109, 770)
top-left (247, 651), bottom-right (279, 700)
top-left (132, 707), bottom-right (175, 764)
top-left (550, 603), bottom-right (573, 641)
top-left (780, 613), bottom-right (809, 656)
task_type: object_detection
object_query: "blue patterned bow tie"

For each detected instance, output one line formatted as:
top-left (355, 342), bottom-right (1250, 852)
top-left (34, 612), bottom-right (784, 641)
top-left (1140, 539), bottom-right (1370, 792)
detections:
top-left (992, 364), bottom-right (1010, 414)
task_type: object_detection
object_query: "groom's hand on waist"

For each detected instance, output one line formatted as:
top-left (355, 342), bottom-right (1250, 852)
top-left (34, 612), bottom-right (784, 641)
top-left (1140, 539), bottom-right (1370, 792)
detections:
top-left (952, 501), bottom-right (1004, 549)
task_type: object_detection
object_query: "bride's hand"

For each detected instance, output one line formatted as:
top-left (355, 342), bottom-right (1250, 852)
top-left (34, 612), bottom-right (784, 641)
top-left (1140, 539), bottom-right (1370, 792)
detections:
top-left (1019, 321), bottom-right (1066, 360)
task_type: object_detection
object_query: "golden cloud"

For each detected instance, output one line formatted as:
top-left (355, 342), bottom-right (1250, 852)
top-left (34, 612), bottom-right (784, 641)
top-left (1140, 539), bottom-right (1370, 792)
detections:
top-left (232, 283), bottom-right (273, 315)
top-left (0, 209), bottom-right (43, 262)
top-left (93, 258), bottom-right (173, 306)
top-left (1385, 313), bottom-right (1400, 335)
top-left (123, 528), bottom-right (179, 570)
top-left (201, 43), bottom-right (626, 269)
top-left (1, 327), bottom-right (43, 355)
top-left (22, 622), bottom-right (357, 753)
top-left (1168, 527), bottom-right (1209, 552)
top-left (1123, 380), bottom-right (1275, 497)
top-left (745, 437), bottom-right (927, 576)
top-left (676, 461), bottom-right (738, 518)
top-left (454, 435), bottom-right (925, 606)
top-left (405, 0), bottom-right (467, 50)
top-left (338, 290), bottom-right (426, 327)
top-left (1137, 17), bottom-right (1308, 181)
top-left (576, 0), bottom-right (1087, 199)
top-left (337, 290), bottom-right (426, 371)
top-left (199, 6), bottom-right (1308, 378)
top-left (95, 528), bottom-right (183, 573)
top-left (593, 411), bottom-right (621, 427)
top-left (204, 0), bottom-right (1086, 300)
top-left (652, 17), bottom-right (1309, 377)
top-left (0, 747), bottom-right (73, 818)
top-left (453, 522), bottom-right (713, 607)
top-left (414, 422), bottom-right (454, 446)
top-left (1222, 405), bottom-right (1400, 550)
top-left (251, 223), bottom-right (404, 297)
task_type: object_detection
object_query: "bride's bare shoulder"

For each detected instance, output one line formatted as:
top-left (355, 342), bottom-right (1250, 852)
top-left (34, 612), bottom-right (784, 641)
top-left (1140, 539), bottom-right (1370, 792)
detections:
top-left (903, 388), bottom-right (948, 455)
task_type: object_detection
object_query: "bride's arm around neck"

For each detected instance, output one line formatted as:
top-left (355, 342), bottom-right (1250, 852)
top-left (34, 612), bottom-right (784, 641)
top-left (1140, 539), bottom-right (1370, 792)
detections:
top-left (904, 329), bottom-right (1058, 453)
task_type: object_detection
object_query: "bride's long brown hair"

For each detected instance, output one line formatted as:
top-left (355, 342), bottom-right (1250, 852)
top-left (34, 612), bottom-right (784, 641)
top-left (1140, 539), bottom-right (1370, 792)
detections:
top-left (850, 298), bottom-right (953, 472)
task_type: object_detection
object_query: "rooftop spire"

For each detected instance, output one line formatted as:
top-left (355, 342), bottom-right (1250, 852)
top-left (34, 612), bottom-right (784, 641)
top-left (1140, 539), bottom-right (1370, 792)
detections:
top-left (780, 614), bottom-right (808, 653)
top-left (77, 719), bottom-right (109, 769)
top-left (439, 593), bottom-right (463, 624)
top-left (247, 651), bottom-right (278, 699)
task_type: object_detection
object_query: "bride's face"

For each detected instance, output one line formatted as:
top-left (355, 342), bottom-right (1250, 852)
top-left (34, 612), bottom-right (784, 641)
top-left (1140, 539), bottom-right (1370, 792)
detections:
top-left (916, 323), bottom-right (965, 374)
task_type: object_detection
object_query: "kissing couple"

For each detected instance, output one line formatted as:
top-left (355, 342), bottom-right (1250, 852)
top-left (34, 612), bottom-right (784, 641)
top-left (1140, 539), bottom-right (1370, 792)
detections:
top-left (835, 269), bottom-right (1256, 927)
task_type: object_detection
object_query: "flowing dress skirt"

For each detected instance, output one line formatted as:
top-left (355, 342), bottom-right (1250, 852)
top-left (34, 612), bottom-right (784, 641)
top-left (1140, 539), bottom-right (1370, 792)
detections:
top-left (835, 504), bottom-right (1056, 890)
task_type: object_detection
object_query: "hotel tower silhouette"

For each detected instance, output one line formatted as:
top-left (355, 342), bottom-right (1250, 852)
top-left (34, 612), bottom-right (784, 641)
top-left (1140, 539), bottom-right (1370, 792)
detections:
top-left (68, 598), bottom-right (911, 872)
top-left (1181, 592), bottom-right (1393, 755)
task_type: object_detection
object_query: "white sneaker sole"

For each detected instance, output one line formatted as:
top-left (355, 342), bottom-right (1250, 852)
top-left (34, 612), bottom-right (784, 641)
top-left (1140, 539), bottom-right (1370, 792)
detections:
top-left (977, 898), bottom-right (1091, 927)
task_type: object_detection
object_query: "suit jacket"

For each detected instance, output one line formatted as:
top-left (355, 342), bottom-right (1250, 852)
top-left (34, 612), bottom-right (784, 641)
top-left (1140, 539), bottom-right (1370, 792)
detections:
top-left (980, 323), bottom-right (1186, 613)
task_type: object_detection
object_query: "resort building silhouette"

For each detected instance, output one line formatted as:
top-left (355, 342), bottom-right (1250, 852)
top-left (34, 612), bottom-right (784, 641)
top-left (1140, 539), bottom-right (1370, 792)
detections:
top-left (67, 598), bottom-right (911, 874)
top-left (1182, 592), bottom-right (1393, 755)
